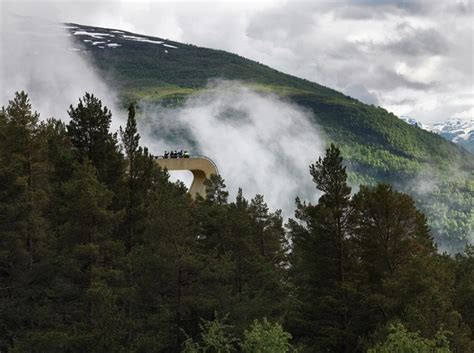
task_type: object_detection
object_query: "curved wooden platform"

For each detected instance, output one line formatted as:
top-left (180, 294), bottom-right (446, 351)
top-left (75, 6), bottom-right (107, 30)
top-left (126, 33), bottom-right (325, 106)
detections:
top-left (155, 156), bottom-right (219, 199)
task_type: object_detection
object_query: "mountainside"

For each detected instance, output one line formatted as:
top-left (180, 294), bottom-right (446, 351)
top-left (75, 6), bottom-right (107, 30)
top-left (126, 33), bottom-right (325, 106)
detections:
top-left (67, 23), bottom-right (474, 251)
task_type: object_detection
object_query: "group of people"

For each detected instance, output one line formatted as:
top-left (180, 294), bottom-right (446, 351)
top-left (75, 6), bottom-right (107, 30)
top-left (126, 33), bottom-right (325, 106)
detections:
top-left (163, 150), bottom-right (190, 159)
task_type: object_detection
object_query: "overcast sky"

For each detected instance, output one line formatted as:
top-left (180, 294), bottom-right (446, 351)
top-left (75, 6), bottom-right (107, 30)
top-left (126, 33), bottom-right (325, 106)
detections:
top-left (2, 0), bottom-right (473, 123)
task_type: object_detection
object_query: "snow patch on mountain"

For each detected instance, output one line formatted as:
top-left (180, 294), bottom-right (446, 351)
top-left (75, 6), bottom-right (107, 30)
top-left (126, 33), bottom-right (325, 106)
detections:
top-left (121, 34), bottom-right (164, 45)
top-left (400, 116), bottom-right (474, 153)
top-left (400, 116), bottom-right (429, 130)
top-left (73, 30), bottom-right (115, 39)
top-left (69, 25), bottom-right (178, 51)
top-left (431, 118), bottom-right (473, 142)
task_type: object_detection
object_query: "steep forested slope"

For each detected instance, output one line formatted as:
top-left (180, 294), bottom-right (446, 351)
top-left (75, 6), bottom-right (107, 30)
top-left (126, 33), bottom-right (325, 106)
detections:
top-left (67, 23), bottom-right (473, 251)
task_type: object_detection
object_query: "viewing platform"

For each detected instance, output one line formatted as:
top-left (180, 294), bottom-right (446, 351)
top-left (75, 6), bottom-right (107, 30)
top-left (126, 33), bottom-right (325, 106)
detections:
top-left (155, 155), bottom-right (219, 199)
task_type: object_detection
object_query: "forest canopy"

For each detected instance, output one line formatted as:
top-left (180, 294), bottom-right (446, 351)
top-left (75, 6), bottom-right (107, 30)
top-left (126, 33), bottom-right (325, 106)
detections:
top-left (0, 91), bottom-right (473, 352)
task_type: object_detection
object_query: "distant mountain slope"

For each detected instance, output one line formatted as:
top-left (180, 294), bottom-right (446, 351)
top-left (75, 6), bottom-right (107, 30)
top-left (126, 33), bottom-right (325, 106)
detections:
top-left (432, 119), bottom-right (474, 154)
top-left (400, 116), bottom-right (430, 130)
top-left (400, 116), bottom-right (473, 154)
top-left (67, 23), bottom-right (474, 251)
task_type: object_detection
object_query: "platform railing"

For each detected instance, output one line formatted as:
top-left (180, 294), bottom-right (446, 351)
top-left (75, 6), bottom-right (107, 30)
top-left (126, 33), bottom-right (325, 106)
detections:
top-left (154, 154), bottom-right (219, 175)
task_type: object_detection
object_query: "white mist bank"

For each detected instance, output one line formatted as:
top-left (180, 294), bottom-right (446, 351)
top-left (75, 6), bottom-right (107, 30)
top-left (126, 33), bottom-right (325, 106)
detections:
top-left (138, 81), bottom-right (326, 217)
top-left (408, 166), bottom-right (474, 248)
top-left (0, 9), bottom-right (121, 128)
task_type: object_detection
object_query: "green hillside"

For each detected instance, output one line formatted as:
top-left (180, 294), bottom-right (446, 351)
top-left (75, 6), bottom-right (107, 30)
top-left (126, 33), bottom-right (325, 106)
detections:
top-left (68, 23), bottom-right (473, 251)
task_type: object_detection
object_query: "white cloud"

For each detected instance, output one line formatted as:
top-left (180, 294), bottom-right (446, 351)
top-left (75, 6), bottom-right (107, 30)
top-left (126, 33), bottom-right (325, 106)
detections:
top-left (0, 5), bottom-right (121, 126)
top-left (137, 81), bottom-right (325, 217)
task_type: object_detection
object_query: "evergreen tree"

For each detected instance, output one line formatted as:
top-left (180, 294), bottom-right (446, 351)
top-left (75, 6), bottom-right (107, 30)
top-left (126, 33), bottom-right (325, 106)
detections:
top-left (308, 143), bottom-right (352, 284)
top-left (1, 92), bottom-right (50, 268)
top-left (0, 93), bottom-right (54, 351)
top-left (351, 183), bottom-right (434, 292)
top-left (451, 246), bottom-right (474, 351)
top-left (351, 184), bottom-right (473, 351)
top-left (119, 103), bottom-right (156, 251)
top-left (67, 93), bottom-right (124, 188)
top-left (197, 184), bottom-right (288, 334)
top-left (130, 176), bottom-right (205, 351)
top-left (203, 174), bottom-right (229, 206)
top-left (44, 118), bottom-right (75, 185)
top-left (288, 144), bottom-right (363, 352)
top-left (244, 194), bottom-right (288, 324)
top-left (454, 246), bottom-right (474, 332)
top-left (50, 161), bottom-right (125, 352)
top-left (120, 104), bottom-right (140, 168)
top-left (117, 103), bottom-right (160, 346)
top-left (0, 145), bottom-right (29, 350)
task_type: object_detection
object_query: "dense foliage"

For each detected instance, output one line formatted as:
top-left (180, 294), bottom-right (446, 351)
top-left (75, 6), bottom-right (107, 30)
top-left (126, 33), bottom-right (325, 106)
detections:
top-left (69, 24), bottom-right (474, 251)
top-left (1, 92), bottom-right (473, 352)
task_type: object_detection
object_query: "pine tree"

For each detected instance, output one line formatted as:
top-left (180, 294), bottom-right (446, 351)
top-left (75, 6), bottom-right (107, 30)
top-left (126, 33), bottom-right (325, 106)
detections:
top-left (129, 175), bottom-right (204, 351)
top-left (51, 161), bottom-right (125, 351)
top-left (1, 92), bottom-right (50, 268)
top-left (120, 104), bottom-right (140, 169)
top-left (454, 246), bottom-right (474, 333)
top-left (67, 93), bottom-right (124, 188)
top-left (453, 246), bottom-right (474, 350)
top-left (308, 143), bottom-right (352, 284)
top-left (0, 146), bottom-right (29, 350)
top-left (203, 174), bottom-right (229, 205)
top-left (119, 103), bottom-right (156, 251)
top-left (351, 183), bottom-right (434, 288)
top-left (245, 194), bottom-right (288, 323)
top-left (198, 186), bottom-right (288, 334)
top-left (352, 184), bottom-right (473, 351)
top-left (44, 118), bottom-right (75, 185)
top-left (117, 103), bottom-right (159, 346)
top-left (288, 144), bottom-right (362, 352)
top-left (0, 92), bottom-right (57, 351)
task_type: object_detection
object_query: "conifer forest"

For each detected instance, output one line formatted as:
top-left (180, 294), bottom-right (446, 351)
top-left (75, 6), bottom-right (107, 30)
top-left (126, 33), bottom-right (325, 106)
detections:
top-left (1, 91), bottom-right (473, 352)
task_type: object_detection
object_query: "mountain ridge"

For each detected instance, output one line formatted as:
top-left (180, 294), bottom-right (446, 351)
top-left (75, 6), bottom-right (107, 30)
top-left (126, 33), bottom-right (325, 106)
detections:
top-left (400, 116), bottom-right (473, 153)
top-left (66, 22), bottom-right (473, 251)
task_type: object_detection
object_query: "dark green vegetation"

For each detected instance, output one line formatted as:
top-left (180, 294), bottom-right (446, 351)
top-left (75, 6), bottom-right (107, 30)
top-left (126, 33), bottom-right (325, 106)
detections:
top-left (69, 23), bottom-right (473, 252)
top-left (1, 92), bottom-right (474, 352)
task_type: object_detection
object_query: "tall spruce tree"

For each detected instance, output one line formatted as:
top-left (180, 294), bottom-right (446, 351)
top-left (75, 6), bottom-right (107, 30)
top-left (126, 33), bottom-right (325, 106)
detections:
top-left (118, 103), bottom-right (158, 345)
top-left (119, 103), bottom-right (155, 251)
top-left (67, 93), bottom-right (123, 188)
top-left (1, 92), bottom-right (50, 268)
top-left (51, 161), bottom-right (125, 351)
top-left (0, 132), bottom-right (29, 350)
top-left (136, 178), bottom-right (203, 351)
top-left (0, 93), bottom-right (56, 351)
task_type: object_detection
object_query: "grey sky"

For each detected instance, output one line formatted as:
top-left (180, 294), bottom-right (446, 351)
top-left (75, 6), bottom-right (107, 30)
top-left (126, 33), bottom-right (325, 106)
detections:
top-left (2, 0), bottom-right (473, 123)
